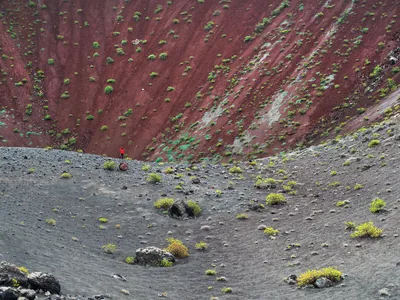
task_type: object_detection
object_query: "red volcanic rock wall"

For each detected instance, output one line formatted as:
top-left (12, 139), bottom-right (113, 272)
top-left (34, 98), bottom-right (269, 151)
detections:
top-left (0, 0), bottom-right (399, 162)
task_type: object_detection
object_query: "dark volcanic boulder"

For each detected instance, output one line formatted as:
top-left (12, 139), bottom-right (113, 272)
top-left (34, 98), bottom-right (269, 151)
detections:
top-left (135, 247), bottom-right (175, 267)
top-left (27, 272), bottom-right (60, 294)
top-left (0, 261), bottom-right (28, 288)
top-left (119, 162), bottom-right (128, 171)
top-left (0, 287), bottom-right (19, 300)
top-left (168, 199), bottom-right (195, 219)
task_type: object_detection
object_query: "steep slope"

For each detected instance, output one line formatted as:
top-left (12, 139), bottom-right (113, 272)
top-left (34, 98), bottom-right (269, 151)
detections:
top-left (0, 116), bottom-right (399, 299)
top-left (0, 0), bottom-right (399, 162)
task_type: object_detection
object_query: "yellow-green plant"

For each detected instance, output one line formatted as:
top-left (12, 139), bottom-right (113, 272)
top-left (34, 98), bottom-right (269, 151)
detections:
top-left (196, 241), bottom-right (208, 250)
top-left (147, 173), bottom-right (162, 183)
top-left (264, 227), bottom-right (279, 236)
top-left (369, 198), bottom-right (386, 213)
top-left (297, 267), bottom-right (342, 287)
top-left (154, 198), bottom-right (174, 209)
top-left (229, 166), bottom-right (242, 174)
top-left (187, 200), bottom-right (201, 216)
top-left (102, 243), bottom-right (117, 254)
top-left (205, 269), bottom-right (216, 275)
top-left (60, 172), bottom-right (72, 179)
top-left (103, 160), bottom-right (116, 170)
top-left (266, 193), bottom-right (286, 205)
top-left (350, 222), bottom-right (383, 238)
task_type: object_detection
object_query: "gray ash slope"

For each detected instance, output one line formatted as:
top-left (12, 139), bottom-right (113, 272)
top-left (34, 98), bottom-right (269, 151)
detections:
top-left (0, 118), bottom-right (400, 300)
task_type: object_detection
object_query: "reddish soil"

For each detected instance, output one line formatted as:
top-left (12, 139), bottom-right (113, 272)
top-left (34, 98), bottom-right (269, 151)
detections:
top-left (0, 0), bottom-right (399, 162)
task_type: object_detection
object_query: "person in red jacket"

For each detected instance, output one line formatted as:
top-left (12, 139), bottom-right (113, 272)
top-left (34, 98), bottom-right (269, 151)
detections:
top-left (119, 147), bottom-right (125, 159)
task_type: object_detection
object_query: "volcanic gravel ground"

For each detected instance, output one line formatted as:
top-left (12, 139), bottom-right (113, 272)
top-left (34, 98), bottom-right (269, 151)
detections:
top-left (0, 118), bottom-right (400, 299)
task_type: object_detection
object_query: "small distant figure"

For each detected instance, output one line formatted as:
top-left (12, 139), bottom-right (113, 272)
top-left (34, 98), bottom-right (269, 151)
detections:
top-left (119, 147), bottom-right (125, 159)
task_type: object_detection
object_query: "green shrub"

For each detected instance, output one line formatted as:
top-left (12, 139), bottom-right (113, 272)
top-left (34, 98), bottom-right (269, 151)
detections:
top-left (125, 256), bottom-right (135, 264)
top-left (147, 173), bottom-right (162, 183)
top-left (25, 104), bottom-right (33, 115)
top-left (99, 217), bottom-right (108, 223)
top-left (368, 140), bottom-right (380, 147)
top-left (160, 258), bottom-right (173, 267)
top-left (266, 193), bottom-right (286, 205)
top-left (369, 198), bottom-right (386, 213)
top-left (100, 125), bottom-right (108, 132)
top-left (92, 41), bottom-right (100, 48)
top-left (148, 54), bottom-right (156, 60)
top-left (196, 241), bottom-right (208, 250)
top-left (45, 218), bottom-right (56, 226)
top-left (141, 164), bottom-right (151, 171)
top-left (47, 58), bottom-right (54, 65)
top-left (165, 238), bottom-right (189, 258)
top-left (27, 168), bottom-right (35, 174)
top-left (236, 213), bottom-right (248, 219)
top-left (254, 177), bottom-right (277, 189)
top-left (163, 167), bottom-right (174, 174)
top-left (103, 160), bottom-right (116, 170)
top-left (154, 197), bottom-right (174, 209)
top-left (351, 222), bottom-right (383, 238)
top-left (102, 243), bottom-right (117, 254)
top-left (104, 85), bottom-right (113, 94)
top-left (187, 200), bottom-right (201, 216)
top-left (150, 72), bottom-right (158, 78)
top-left (264, 227), bottom-right (279, 236)
top-left (86, 115), bottom-right (94, 120)
top-left (60, 172), bottom-right (72, 179)
top-left (159, 53), bottom-right (168, 60)
top-left (205, 269), bottom-right (216, 275)
top-left (17, 266), bottom-right (29, 275)
top-left (345, 221), bottom-right (356, 230)
top-left (297, 267), bottom-right (342, 287)
top-left (221, 287), bottom-right (232, 293)
top-left (229, 166), bottom-right (242, 174)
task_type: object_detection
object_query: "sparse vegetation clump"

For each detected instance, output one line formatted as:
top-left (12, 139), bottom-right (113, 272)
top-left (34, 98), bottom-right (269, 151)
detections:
top-left (104, 85), bottom-right (113, 94)
top-left (254, 177), bottom-right (276, 189)
top-left (147, 173), bottom-right (162, 183)
top-left (187, 200), bottom-right (201, 216)
top-left (350, 222), bottom-right (383, 238)
top-left (154, 197), bottom-right (174, 209)
top-left (165, 238), bottom-right (189, 258)
top-left (141, 164), bottom-right (151, 171)
top-left (196, 241), bottom-right (208, 250)
top-left (264, 227), bottom-right (279, 236)
top-left (266, 193), bottom-right (286, 205)
top-left (229, 166), bottom-right (242, 174)
top-left (221, 287), bottom-right (232, 293)
top-left (345, 221), bottom-right (356, 230)
top-left (160, 258), bottom-right (173, 267)
top-left (297, 267), bottom-right (342, 287)
top-left (205, 269), bottom-right (216, 275)
top-left (368, 140), bottom-right (380, 147)
top-left (369, 198), bottom-right (386, 213)
top-left (236, 213), bottom-right (248, 219)
top-left (102, 243), bottom-right (117, 254)
top-left (45, 218), bottom-right (56, 226)
top-left (103, 160), bottom-right (116, 170)
top-left (124, 256), bottom-right (135, 264)
top-left (99, 217), bottom-right (108, 223)
top-left (60, 172), bottom-right (72, 179)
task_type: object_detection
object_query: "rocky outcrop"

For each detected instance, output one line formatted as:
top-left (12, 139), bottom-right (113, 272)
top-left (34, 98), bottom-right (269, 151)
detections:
top-left (135, 247), bottom-right (175, 267)
top-left (168, 199), bottom-right (194, 219)
top-left (27, 272), bottom-right (61, 294)
top-left (119, 162), bottom-right (128, 171)
top-left (0, 262), bottom-right (60, 299)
